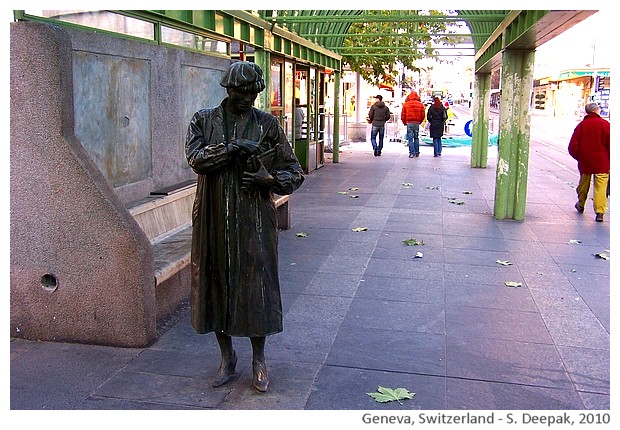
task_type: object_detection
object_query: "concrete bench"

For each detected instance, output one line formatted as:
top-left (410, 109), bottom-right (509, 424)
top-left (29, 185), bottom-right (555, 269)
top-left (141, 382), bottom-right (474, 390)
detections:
top-left (127, 183), bottom-right (291, 286)
top-left (127, 180), bottom-right (196, 286)
top-left (274, 194), bottom-right (290, 230)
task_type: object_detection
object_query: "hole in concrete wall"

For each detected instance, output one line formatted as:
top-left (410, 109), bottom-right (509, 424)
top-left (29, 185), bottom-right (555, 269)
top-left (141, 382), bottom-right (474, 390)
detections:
top-left (41, 274), bottom-right (58, 292)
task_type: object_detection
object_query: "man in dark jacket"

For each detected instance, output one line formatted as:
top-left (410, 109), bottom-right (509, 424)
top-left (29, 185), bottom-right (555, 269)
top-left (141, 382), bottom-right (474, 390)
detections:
top-left (568, 102), bottom-right (610, 222)
top-left (367, 94), bottom-right (391, 156)
top-left (185, 61), bottom-right (305, 392)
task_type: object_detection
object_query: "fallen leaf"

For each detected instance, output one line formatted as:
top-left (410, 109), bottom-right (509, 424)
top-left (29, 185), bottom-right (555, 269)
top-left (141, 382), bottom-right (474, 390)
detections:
top-left (571, 268), bottom-right (577, 272)
top-left (593, 253), bottom-right (609, 260)
top-left (462, 191), bottom-right (473, 194)
top-left (350, 195), bottom-right (360, 198)
top-left (367, 386), bottom-right (415, 405)
top-left (352, 227), bottom-right (368, 232)
top-left (504, 281), bottom-right (522, 288)
top-left (296, 232), bottom-right (308, 237)
top-left (403, 238), bottom-right (425, 246)
top-left (496, 260), bottom-right (512, 266)
top-left (402, 183), bottom-right (413, 188)
top-left (349, 187), bottom-right (359, 191)
top-left (567, 239), bottom-right (582, 244)
top-left (426, 186), bottom-right (440, 190)
top-left (337, 191), bottom-right (349, 195)
top-left (414, 252), bottom-right (424, 258)
top-left (448, 198), bottom-right (465, 205)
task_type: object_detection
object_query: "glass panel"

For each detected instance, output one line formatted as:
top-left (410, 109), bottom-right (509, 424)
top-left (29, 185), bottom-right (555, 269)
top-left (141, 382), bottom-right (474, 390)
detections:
top-left (270, 61), bottom-right (282, 107)
top-left (295, 68), bottom-right (308, 141)
top-left (162, 26), bottom-right (227, 54)
top-left (270, 60), bottom-right (283, 125)
top-left (25, 10), bottom-right (155, 40)
top-left (215, 13), bottom-right (224, 34)
top-left (309, 68), bottom-right (316, 140)
top-left (284, 61), bottom-right (294, 142)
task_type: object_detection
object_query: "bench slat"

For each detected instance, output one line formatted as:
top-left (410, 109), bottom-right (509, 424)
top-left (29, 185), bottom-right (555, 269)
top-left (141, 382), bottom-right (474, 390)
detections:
top-left (133, 187), bottom-right (291, 287)
top-left (153, 225), bottom-right (192, 285)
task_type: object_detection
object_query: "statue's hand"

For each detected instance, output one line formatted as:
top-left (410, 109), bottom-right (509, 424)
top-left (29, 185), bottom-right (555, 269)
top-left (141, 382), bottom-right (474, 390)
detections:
top-left (236, 138), bottom-right (260, 157)
top-left (241, 156), bottom-right (276, 192)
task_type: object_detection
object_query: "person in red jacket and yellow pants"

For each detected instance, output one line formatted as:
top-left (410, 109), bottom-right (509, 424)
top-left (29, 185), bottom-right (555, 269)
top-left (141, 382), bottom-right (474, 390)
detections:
top-left (568, 102), bottom-right (610, 222)
top-left (401, 91), bottom-right (426, 158)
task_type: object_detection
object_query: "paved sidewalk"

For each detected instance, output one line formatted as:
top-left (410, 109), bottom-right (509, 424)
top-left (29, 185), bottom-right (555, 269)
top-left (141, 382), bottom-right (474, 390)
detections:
top-left (10, 139), bottom-right (611, 415)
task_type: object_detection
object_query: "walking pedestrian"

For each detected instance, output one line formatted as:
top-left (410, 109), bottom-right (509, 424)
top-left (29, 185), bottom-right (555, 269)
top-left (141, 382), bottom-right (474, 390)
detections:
top-left (294, 97), bottom-right (305, 141)
top-left (444, 101), bottom-right (457, 133)
top-left (400, 91), bottom-right (425, 158)
top-left (426, 97), bottom-right (448, 157)
top-left (367, 94), bottom-right (391, 156)
top-left (568, 102), bottom-right (610, 222)
top-left (185, 61), bottom-right (305, 392)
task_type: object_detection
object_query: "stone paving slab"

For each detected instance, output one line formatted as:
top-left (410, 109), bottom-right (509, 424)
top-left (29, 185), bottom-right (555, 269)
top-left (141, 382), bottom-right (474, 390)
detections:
top-left (10, 141), bottom-right (611, 415)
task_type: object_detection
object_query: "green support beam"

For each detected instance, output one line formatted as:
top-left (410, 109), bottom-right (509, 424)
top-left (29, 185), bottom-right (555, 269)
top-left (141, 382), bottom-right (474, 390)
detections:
top-left (269, 14), bottom-right (507, 23)
top-left (494, 49), bottom-right (535, 221)
top-left (332, 70), bottom-right (340, 163)
top-left (304, 32), bottom-right (481, 38)
top-left (253, 50), bottom-right (269, 112)
top-left (470, 72), bottom-right (491, 168)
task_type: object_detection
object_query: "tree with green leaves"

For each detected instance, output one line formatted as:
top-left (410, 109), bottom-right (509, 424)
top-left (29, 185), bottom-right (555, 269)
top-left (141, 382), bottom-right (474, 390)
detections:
top-left (341, 10), bottom-right (466, 86)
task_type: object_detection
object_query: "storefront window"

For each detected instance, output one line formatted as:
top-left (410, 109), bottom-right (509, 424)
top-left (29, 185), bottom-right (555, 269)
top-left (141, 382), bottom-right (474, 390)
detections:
top-left (270, 60), bottom-right (282, 123)
top-left (284, 61), bottom-right (294, 141)
top-left (24, 10), bottom-right (155, 40)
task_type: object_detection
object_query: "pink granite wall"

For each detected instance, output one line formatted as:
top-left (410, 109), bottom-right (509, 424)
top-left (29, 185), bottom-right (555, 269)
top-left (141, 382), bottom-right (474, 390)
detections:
top-left (10, 22), bottom-right (157, 347)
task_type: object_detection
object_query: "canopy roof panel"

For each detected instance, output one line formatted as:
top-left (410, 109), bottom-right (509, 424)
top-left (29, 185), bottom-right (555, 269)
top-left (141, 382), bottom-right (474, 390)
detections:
top-left (258, 9), bottom-right (596, 72)
top-left (259, 10), bottom-right (509, 55)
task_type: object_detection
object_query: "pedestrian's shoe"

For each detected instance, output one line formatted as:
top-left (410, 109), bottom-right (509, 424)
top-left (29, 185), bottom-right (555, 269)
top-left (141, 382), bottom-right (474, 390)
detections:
top-left (212, 351), bottom-right (237, 387)
top-left (252, 360), bottom-right (269, 393)
top-left (595, 213), bottom-right (604, 222)
top-left (574, 202), bottom-right (584, 213)
top-left (415, 153), bottom-right (420, 157)
top-left (373, 149), bottom-right (378, 156)
top-left (409, 154), bottom-right (414, 158)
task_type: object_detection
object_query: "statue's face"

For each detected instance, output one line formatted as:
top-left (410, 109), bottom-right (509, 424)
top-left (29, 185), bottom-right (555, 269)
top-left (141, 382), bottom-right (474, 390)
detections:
top-left (227, 87), bottom-right (258, 115)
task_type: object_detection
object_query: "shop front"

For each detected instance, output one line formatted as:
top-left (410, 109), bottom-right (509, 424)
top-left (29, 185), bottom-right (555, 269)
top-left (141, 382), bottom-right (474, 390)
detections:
top-left (269, 56), bottom-right (327, 173)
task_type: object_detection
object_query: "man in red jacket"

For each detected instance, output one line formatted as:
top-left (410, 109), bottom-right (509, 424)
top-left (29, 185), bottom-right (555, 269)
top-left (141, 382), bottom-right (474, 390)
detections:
top-left (401, 91), bottom-right (426, 157)
top-left (568, 102), bottom-right (610, 222)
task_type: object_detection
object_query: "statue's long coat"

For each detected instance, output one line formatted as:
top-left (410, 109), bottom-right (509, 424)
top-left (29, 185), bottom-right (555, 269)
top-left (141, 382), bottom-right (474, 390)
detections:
top-left (185, 98), bottom-right (304, 336)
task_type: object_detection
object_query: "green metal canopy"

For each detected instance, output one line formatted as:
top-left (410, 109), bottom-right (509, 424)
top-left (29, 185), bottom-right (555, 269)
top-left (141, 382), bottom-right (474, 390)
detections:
top-left (15, 9), bottom-right (597, 72)
top-left (259, 10), bottom-right (508, 53)
top-left (256, 9), bottom-right (596, 72)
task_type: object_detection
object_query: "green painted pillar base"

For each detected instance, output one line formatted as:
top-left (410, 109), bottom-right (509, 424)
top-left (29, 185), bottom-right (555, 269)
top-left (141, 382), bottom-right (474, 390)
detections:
top-left (471, 72), bottom-right (491, 168)
top-left (332, 70), bottom-right (340, 163)
top-left (253, 50), bottom-right (269, 112)
top-left (294, 139), bottom-right (309, 173)
top-left (493, 49), bottom-right (535, 221)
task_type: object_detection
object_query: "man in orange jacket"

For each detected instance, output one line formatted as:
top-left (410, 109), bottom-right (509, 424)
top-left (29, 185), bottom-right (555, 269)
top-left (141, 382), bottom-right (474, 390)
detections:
top-left (401, 91), bottom-right (426, 157)
top-left (568, 102), bottom-right (610, 222)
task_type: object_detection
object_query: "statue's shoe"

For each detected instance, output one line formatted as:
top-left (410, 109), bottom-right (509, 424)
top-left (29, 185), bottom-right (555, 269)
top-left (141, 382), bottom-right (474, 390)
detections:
top-left (212, 351), bottom-right (237, 387)
top-left (252, 360), bottom-right (269, 393)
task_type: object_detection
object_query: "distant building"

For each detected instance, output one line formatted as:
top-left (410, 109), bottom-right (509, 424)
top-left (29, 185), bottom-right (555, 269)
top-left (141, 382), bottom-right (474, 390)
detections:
top-left (532, 68), bottom-right (610, 118)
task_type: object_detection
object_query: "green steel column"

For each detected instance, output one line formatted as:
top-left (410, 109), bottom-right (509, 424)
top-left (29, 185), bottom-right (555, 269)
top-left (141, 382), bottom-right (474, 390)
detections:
top-left (332, 70), bottom-right (340, 163)
top-left (254, 50), bottom-right (269, 112)
top-left (470, 72), bottom-right (491, 168)
top-left (494, 49), bottom-right (535, 221)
